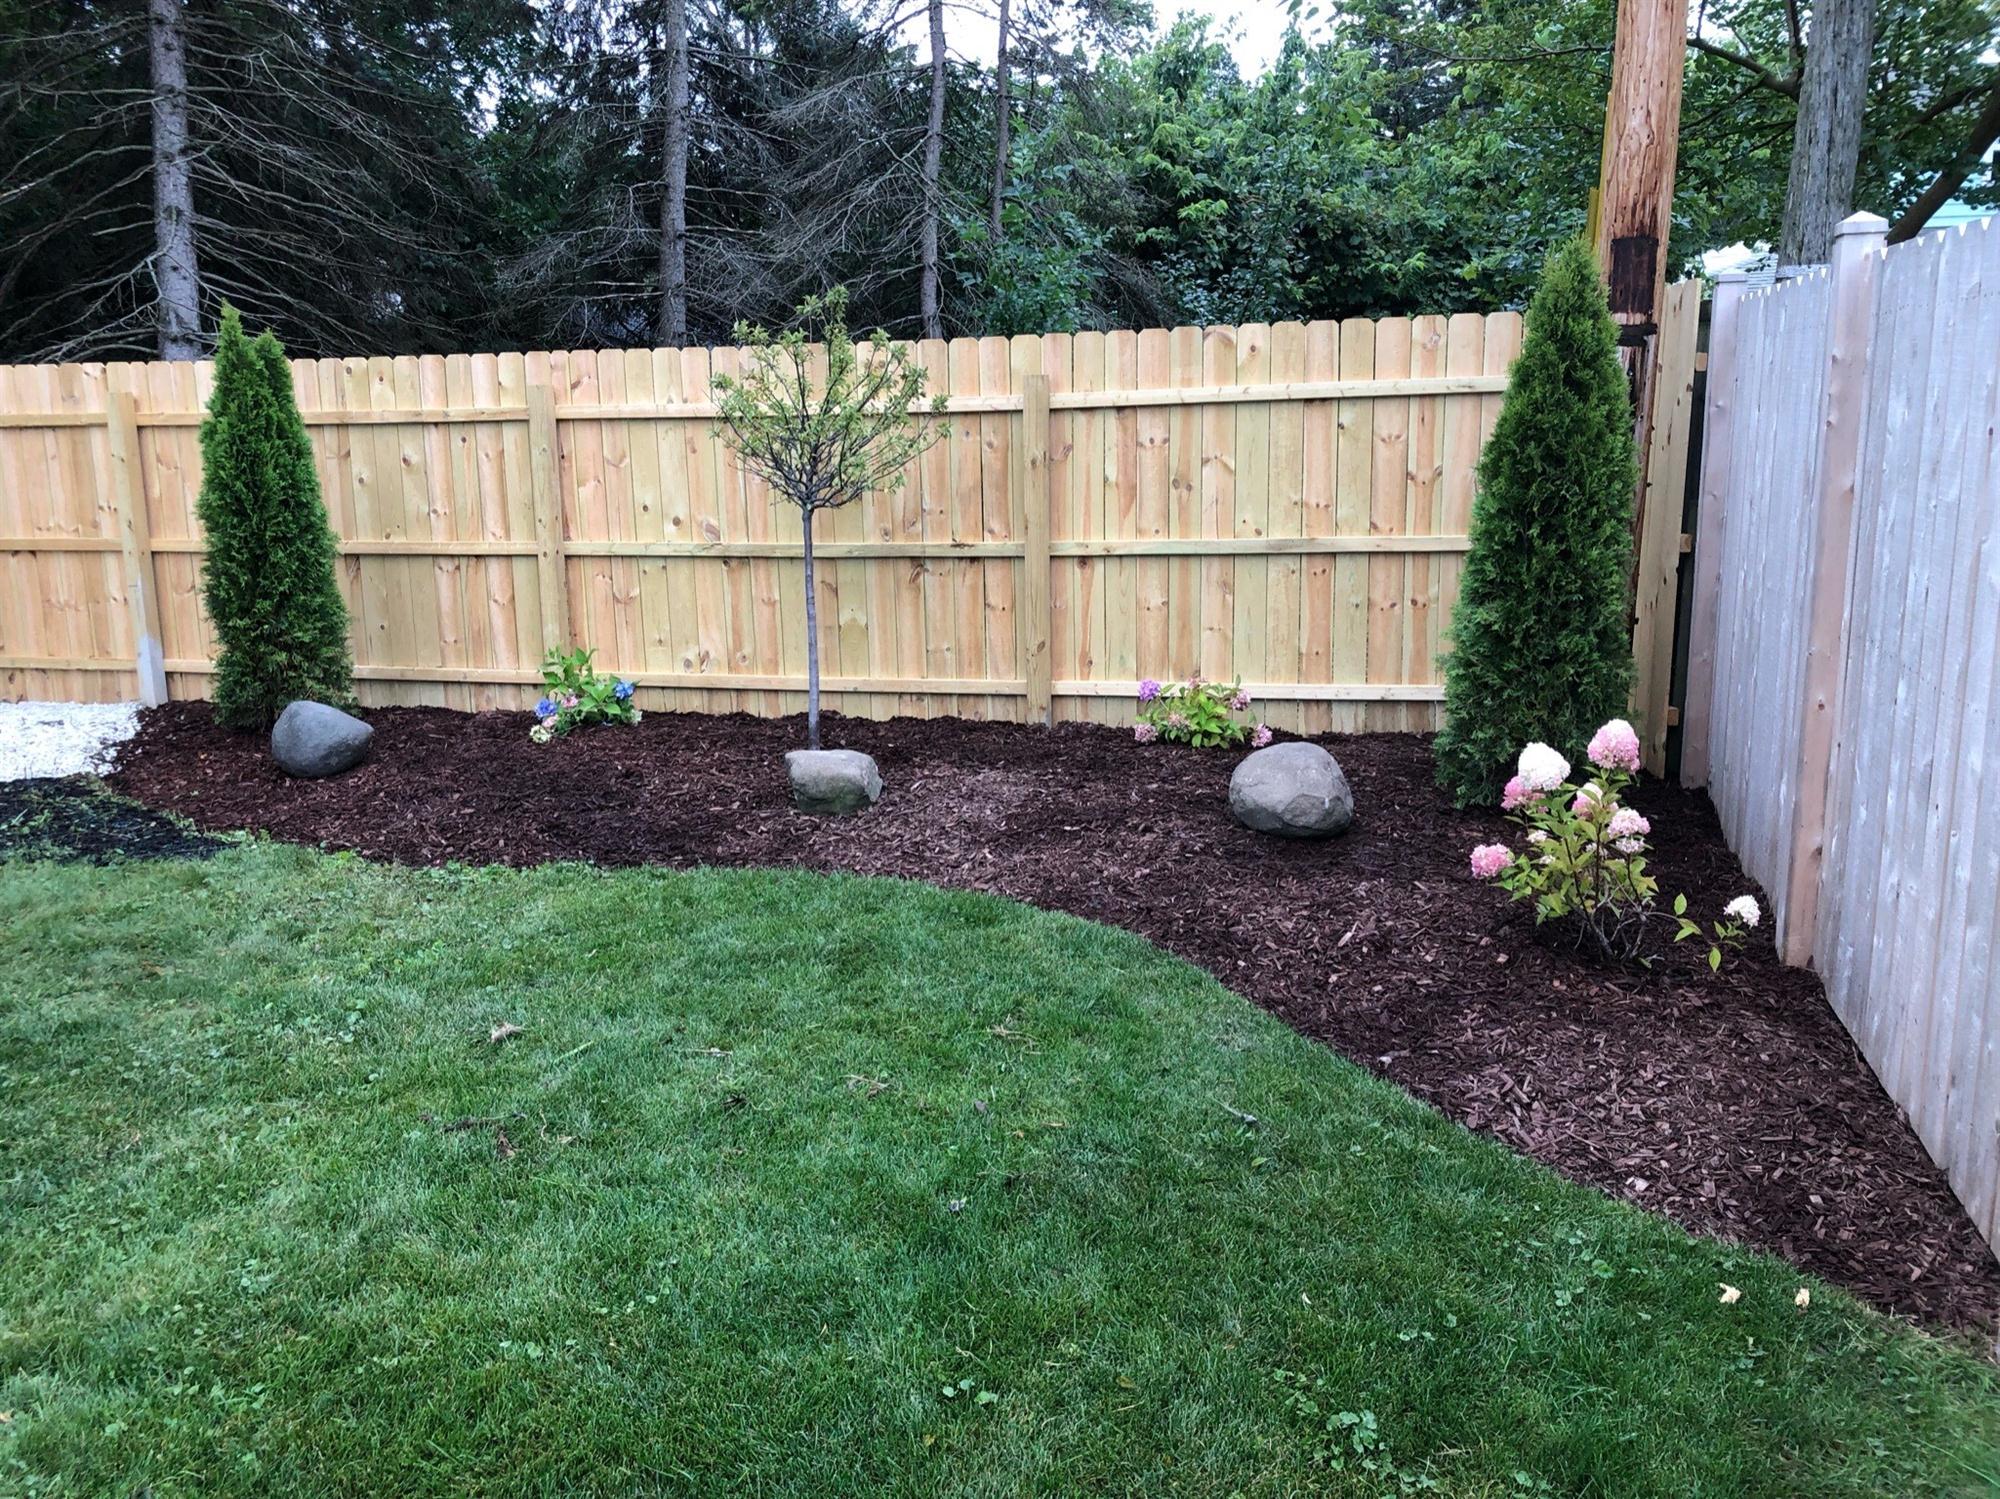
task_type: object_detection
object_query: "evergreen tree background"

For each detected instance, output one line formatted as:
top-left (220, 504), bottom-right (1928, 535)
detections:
top-left (5, 1), bottom-right (1992, 361)
top-left (195, 306), bottom-right (354, 729)
top-left (1433, 238), bottom-right (1638, 807)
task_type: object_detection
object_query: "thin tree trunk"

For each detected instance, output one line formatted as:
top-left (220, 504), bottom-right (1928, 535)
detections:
top-left (657, 0), bottom-right (691, 345)
top-left (148, 0), bottom-right (202, 359)
top-left (1778, 0), bottom-right (1875, 266)
top-left (802, 512), bottom-right (821, 749)
top-left (920, 0), bottom-right (945, 341)
top-left (989, 0), bottom-right (1011, 241)
top-left (1887, 83), bottom-right (2000, 244)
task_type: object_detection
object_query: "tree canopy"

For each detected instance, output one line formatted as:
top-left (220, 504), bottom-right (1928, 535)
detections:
top-left (2, 0), bottom-right (1994, 361)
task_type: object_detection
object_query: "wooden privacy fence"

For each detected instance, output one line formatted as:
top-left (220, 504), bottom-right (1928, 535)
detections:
top-left (0, 305), bottom-right (1695, 735)
top-left (1685, 212), bottom-right (2000, 1247)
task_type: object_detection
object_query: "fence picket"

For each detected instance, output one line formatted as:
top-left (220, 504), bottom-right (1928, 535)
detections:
top-left (1694, 214), bottom-right (2000, 1249)
top-left (2, 309), bottom-right (1618, 728)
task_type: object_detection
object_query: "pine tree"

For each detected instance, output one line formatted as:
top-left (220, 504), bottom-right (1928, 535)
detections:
top-left (1433, 238), bottom-right (1637, 806)
top-left (196, 305), bottom-right (353, 729)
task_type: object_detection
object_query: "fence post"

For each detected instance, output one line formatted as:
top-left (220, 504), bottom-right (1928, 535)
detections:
top-left (1679, 270), bottom-right (1748, 788)
top-left (525, 380), bottom-right (570, 655)
top-left (1780, 211), bottom-right (1887, 966)
top-left (1630, 279), bottom-right (1701, 774)
top-left (104, 388), bottom-right (168, 706)
top-left (1017, 370), bottom-right (1053, 724)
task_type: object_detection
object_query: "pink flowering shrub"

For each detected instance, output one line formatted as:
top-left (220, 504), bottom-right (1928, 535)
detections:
top-left (1469, 717), bottom-right (1758, 968)
top-left (1134, 674), bottom-right (1268, 749)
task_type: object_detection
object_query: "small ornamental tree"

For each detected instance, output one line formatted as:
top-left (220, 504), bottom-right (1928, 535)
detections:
top-left (1433, 238), bottom-right (1640, 806)
top-left (195, 306), bottom-right (353, 729)
top-left (713, 288), bottom-right (945, 749)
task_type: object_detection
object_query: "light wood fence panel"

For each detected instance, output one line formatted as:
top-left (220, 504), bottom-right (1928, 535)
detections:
top-left (1686, 214), bottom-right (2000, 1247)
top-left (5, 315), bottom-right (1590, 728)
top-left (1819, 218), bottom-right (2000, 1243)
top-left (5, 307), bottom-right (1712, 739)
top-left (1694, 265), bottom-right (1834, 929)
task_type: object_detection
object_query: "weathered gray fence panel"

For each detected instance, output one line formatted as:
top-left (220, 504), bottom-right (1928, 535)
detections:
top-left (1689, 214), bottom-right (2000, 1246)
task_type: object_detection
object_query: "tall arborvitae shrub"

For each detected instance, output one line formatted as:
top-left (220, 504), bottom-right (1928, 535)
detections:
top-left (1433, 239), bottom-right (1638, 806)
top-left (196, 306), bottom-right (353, 729)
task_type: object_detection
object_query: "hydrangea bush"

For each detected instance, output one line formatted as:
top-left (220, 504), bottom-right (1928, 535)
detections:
top-left (1133, 675), bottom-right (1271, 749)
top-left (530, 647), bottom-right (640, 743)
top-left (1468, 717), bottom-right (1759, 968)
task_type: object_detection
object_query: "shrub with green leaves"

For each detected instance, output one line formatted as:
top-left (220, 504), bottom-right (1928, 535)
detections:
top-left (1469, 718), bottom-right (1759, 968)
top-left (529, 647), bottom-right (639, 742)
top-left (195, 305), bottom-right (353, 729)
top-left (1132, 674), bottom-right (1269, 749)
top-left (1433, 238), bottom-right (1638, 806)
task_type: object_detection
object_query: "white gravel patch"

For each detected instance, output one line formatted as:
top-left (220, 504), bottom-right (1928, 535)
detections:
top-left (0, 701), bottom-right (143, 781)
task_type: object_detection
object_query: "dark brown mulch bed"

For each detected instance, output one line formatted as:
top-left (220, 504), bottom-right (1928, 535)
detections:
top-left (1, 777), bottom-right (225, 865)
top-left (111, 701), bottom-right (2000, 1338)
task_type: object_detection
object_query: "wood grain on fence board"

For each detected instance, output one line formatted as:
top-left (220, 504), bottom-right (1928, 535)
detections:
top-left (1696, 218), bottom-right (2000, 1248)
top-left (3, 310), bottom-right (1687, 737)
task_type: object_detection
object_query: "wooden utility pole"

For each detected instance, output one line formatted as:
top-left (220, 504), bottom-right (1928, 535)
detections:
top-left (1593, 0), bottom-right (1689, 637)
top-left (1594, 0), bottom-right (1689, 348)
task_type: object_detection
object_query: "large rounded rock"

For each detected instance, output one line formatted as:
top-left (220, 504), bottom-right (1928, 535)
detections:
top-left (271, 700), bottom-right (373, 779)
top-left (1228, 741), bottom-right (1353, 838)
top-left (785, 748), bottom-right (883, 814)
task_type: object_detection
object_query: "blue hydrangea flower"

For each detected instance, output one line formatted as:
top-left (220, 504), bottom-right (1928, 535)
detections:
top-left (535, 696), bottom-right (557, 718)
top-left (614, 680), bottom-right (634, 702)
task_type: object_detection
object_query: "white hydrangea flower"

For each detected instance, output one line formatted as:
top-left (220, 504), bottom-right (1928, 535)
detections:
top-left (1725, 895), bottom-right (1762, 929)
top-left (1516, 741), bottom-right (1571, 792)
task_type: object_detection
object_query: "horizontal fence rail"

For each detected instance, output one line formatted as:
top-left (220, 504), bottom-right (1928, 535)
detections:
top-left (0, 316), bottom-right (1534, 731)
top-left (0, 374), bottom-right (1513, 428)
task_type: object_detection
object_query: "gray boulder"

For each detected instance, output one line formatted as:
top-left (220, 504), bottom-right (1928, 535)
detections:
top-left (1228, 740), bottom-right (1353, 838)
top-left (785, 748), bottom-right (883, 814)
top-left (271, 700), bottom-right (374, 779)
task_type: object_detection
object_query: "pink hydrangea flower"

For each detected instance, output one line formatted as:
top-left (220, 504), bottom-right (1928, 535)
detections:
top-left (1469, 843), bottom-right (1513, 879)
top-left (1133, 722), bottom-right (1158, 744)
top-left (1500, 774), bottom-right (1540, 811)
top-left (1606, 808), bottom-right (1650, 840)
top-left (1587, 717), bottom-right (1642, 773)
top-left (1251, 723), bottom-right (1273, 748)
top-left (1570, 782), bottom-right (1605, 816)
top-left (1229, 689), bottom-right (1251, 711)
top-left (1166, 710), bottom-right (1189, 730)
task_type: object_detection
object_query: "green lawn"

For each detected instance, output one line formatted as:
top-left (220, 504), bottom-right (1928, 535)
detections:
top-left (2, 843), bottom-right (1996, 1497)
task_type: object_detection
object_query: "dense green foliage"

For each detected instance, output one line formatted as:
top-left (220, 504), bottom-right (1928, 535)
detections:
top-left (1434, 241), bottom-right (1637, 806)
top-left (2, 0), bottom-right (1994, 358)
top-left (0, 0), bottom-right (524, 359)
top-left (194, 307), bottom-right (353, 730)
top-left (531, 647), bottom-right (640, 742)
top-left (2, 844), bottom-right (1997, 1494)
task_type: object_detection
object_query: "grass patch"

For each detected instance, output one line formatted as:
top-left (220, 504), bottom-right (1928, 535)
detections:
top-left (1, 844), bottom-right (1996, 1496)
